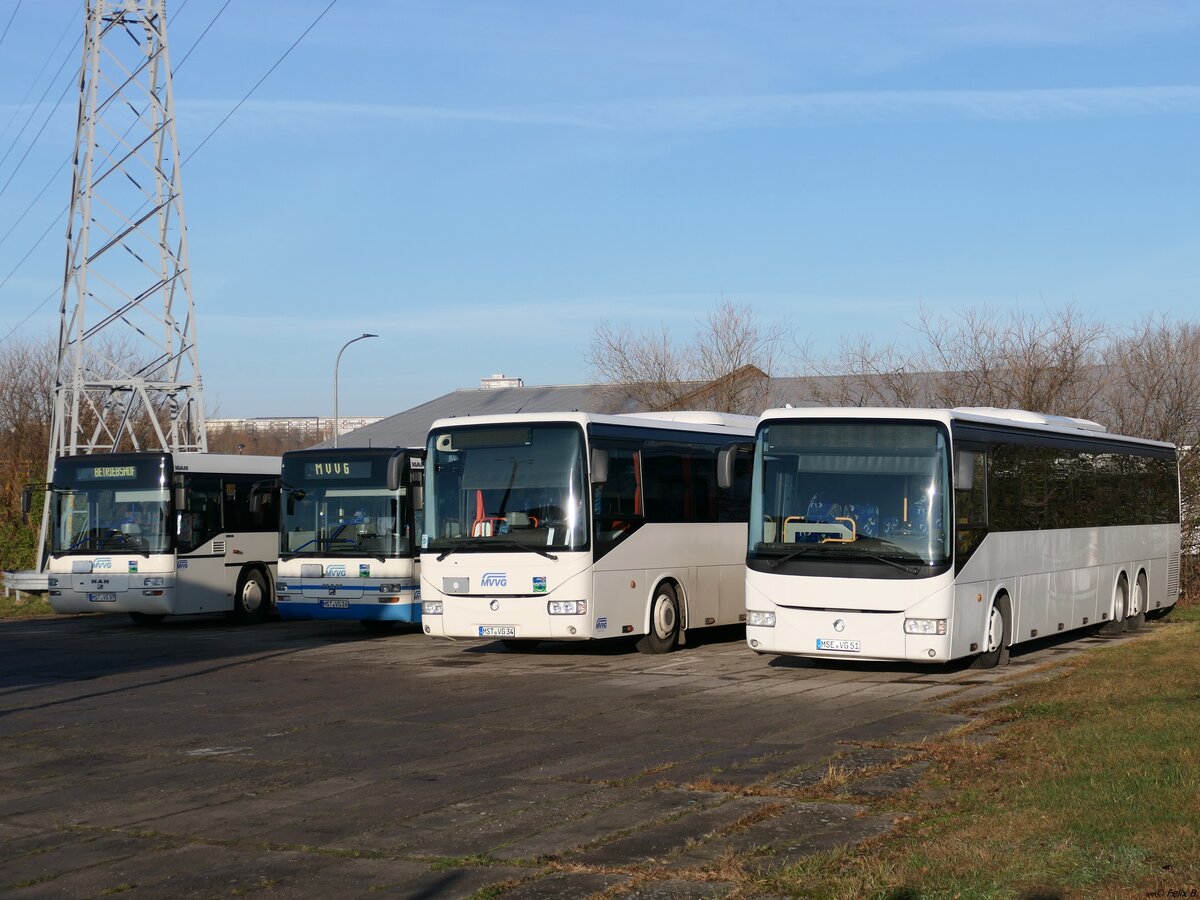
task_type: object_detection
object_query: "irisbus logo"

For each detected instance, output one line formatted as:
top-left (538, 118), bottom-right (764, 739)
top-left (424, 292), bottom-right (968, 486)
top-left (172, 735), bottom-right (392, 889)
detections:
top-left (481, 572), bottom-right (508, 588)
top-left (94, 558), bottom-right (113, 570)
top-left (326, 565), bottom-right (348, 578)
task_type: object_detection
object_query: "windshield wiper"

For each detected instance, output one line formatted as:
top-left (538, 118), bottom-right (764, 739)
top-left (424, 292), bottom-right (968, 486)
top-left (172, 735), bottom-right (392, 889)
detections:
top-left (845, 552), bottom-right (921, 575)
top-left (488, 538), bottom-right (558, 560)
top-left (767, 544), bottom-right (816, 570)
top-left (437, 539), bottom-right (558, 561)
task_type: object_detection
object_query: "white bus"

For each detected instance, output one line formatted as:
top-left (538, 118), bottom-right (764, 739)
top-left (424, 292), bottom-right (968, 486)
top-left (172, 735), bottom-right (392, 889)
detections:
top-left (44, 451), bottom-right (281, 625)
top-left (419, 411), bottom-right (756, 653)
top-left (275, 447), bottom-right (424, 632)
top-left (739, 407), bottom-right (1180, 667)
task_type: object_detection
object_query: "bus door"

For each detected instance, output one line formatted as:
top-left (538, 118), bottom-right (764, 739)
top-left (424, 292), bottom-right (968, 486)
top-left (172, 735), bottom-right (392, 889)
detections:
top-left (175, 474), bottom-right (228, 614)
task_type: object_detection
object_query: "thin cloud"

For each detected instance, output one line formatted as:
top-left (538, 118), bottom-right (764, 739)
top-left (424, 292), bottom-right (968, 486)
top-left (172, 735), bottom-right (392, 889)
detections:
top-left (180, 85), bottom-right (1200, 134)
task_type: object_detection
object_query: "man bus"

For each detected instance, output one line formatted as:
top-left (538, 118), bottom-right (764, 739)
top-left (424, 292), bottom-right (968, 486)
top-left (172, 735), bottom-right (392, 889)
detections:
top-left (419, 411), bottom-right (755, 653)
top-left (45, 451), bottom-right (280, 625)
top-left (275, 447), bottom-right (424, 631)
top-left (735, 407), bottom-right (1180, 667)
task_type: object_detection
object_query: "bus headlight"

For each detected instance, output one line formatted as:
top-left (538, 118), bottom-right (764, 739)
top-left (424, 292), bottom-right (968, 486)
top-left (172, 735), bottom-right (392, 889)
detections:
top-left (277, 583), bottom-right (289, 592)
top-left (378, 583), bottom-right (403, 595)
top-left (48, 578), bottom-right (59, 588)
top-left (548, 600), bottom-right (586, 615)
top-left (423, 600), bottom-right (443, 615)
top-left (142, 577), bottom-right (165, 587)
top-left (747, 610), bottom-right (776, 627)
top-left (904, 618), bottom-right (947, 635)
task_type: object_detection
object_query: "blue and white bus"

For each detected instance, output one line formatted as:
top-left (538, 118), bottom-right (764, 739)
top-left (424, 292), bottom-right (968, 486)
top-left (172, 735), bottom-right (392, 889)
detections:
top-left (275, 447), bottom-right (424, 631)
top-left (738, 407), bottom-right (1180, 667)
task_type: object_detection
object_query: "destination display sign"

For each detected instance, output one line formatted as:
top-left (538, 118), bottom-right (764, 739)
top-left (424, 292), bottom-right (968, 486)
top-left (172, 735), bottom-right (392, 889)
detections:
top-left (304, 461), bottom-right (372, 479)
top-left (79, 465), bottom-right (138, 480)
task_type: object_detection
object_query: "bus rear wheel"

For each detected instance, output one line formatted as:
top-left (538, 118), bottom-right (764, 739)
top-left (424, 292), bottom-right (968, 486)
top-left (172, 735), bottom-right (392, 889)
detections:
top-left (128, 611), bottom-right (165, 626)
top-left (228, 569), bottom-right (270, 625)
top-left (971, 597), bottom-right (1010, 669)
top-left (637, 582), bottom-right (680, 655)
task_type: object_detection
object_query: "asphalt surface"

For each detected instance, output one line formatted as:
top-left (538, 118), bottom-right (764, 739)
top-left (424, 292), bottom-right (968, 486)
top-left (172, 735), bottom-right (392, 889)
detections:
top-left (0, 613), bottom-right (1142, 898)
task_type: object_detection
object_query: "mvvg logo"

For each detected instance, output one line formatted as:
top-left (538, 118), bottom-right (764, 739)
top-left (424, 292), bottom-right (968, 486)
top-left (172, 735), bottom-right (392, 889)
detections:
top-left (480, 572), bottom-right (507, 588)
top-left (94, 558), bottom-right (113, 570)
top-left (326, 565), bottom-right (347, 577)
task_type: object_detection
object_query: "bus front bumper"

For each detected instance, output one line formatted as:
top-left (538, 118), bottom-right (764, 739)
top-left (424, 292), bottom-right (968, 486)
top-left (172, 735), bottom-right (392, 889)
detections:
top-left (746, 607), bottom-right (952, 663)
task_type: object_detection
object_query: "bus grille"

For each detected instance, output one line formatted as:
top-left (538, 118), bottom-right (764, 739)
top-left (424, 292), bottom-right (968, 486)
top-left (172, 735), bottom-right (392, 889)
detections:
top-left (1167, 554), bottom-right (1180, 598)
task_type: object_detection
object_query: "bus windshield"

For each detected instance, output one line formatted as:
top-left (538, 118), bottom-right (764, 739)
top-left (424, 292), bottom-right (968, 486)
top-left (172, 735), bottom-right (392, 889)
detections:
top-left (750, 421), bottom-right (952, 570)
top-left (50, 455), bottom-right (172, 555)
top-left (425, 423), bottom-right (588, 554)
top-left (280, 453), bottom-right (413, 558)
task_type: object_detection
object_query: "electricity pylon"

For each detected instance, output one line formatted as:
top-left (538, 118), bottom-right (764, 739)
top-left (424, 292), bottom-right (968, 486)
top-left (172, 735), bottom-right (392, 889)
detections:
top-left (38, 0), bottom-right (208, 566)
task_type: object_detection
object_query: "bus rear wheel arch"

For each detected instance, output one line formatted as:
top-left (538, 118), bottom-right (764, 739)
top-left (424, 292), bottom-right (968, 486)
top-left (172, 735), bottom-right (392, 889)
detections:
top-left (1124, 570), bottom-right (1147, 632)
top-left (228, 567), bottom-right (271, 625)
top-left (637, 580), bottom-right (681, 654)
top-left (971, 592), bottom-right (1011, 669)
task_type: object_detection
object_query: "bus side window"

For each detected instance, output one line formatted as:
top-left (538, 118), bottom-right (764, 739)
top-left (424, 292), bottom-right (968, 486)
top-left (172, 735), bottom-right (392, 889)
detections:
top-left (954, 449), bottom-right (988, 571)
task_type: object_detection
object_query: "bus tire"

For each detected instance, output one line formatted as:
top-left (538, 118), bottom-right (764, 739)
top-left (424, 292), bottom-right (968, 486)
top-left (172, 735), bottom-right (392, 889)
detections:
top-left (129, 612), bottom-right (165, 626)
top-left (1125, 573), bottom-right (1147, 632)
top-left (228, 568), bottom-right (270, 625)
top-left (361, 620), bottom-right (396, 634)
top-left (637, 582), bottom-right (680, 655)
top-left (971, 595), bottom-right (1010, 669)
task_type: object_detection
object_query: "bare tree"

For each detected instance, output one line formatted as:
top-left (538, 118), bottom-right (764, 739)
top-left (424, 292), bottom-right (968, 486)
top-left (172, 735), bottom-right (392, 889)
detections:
top-left (587, 298), bottom-right (785, 414)
top-left (810, 302), bottom-right (1109, 415)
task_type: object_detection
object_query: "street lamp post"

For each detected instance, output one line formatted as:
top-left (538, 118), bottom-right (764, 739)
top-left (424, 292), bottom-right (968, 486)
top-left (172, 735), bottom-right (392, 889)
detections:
top-left (333, 333), bottom-right (378, 448)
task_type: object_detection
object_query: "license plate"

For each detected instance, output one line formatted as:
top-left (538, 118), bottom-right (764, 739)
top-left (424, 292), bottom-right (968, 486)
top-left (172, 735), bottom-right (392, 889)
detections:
top-left (88, 592), bottom-right (118, 603)
top-left (479, 625), bottom-right (516, 638)
top-left (816, 638), bottom-right (860, 653)
top-left (321, 599), bottom-right (350, 609)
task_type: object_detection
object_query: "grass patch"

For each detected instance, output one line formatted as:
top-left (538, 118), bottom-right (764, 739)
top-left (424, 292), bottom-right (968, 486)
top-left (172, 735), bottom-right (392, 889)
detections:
top-left (750, 607), bottom-right (1200, 898)
top-left (0, 590), bottom-right (54, 619)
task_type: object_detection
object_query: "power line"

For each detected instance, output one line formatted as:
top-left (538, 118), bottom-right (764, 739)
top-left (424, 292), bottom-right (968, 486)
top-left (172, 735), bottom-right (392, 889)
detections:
top-left (0, 36), bottom-right (79, 190)
top-left (0, 0), bottom-right (23, 52)
top-left (0, 0), bottom-right (341, 348)
top-left (0, 6), bottom-right (75, 152)
top-left (0, 68), bottom-right (76, 205)
top-left (185, 0), bottom-right (339, 165)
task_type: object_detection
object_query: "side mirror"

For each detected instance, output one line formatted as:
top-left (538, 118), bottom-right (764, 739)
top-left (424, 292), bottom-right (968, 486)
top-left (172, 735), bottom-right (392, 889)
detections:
top-left (174, 484), bottom-right (188, 512)
top-left (249, 488), bottom-right (263, 516)
top-left (411, 485), bottom-right (424, 512)
top-left (387, 453), bottom-right (404, 492)
top-left (717, 442), bottom-right (752, 489)
top-left (955, 451), bottom-right (980, 491)
top-left (590, 447), bottom-right (609, 485)
top-left (21, 485), bottom-right (34, 519)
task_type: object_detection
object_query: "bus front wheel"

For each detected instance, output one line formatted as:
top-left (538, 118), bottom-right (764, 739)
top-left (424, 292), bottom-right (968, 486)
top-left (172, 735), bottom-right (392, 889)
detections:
top-left (228, 569), bottom-right (270, 625)
top-left (971, 596), bottom-right (1010, 669)
top-left (637, 582), bottom-right (680, 654)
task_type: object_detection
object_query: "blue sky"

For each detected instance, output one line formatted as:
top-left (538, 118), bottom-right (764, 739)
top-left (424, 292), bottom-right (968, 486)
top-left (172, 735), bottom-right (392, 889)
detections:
top-left (1, 1), bottom-right (1198, 418)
